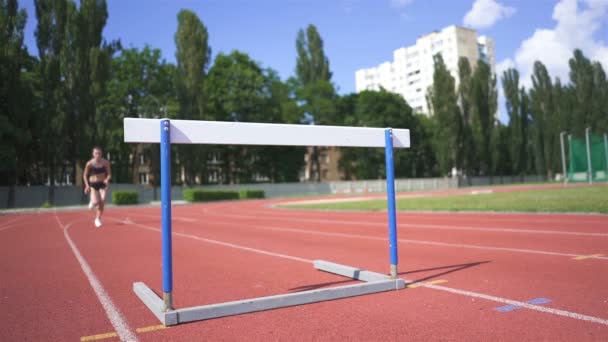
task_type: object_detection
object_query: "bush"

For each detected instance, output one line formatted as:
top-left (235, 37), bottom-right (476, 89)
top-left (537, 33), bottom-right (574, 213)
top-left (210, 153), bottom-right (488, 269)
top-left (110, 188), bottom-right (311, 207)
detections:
top-left (239, 190), bottom-right (265, 199)
top-left (41, 201), bottom-right (52, 208)
top-left (183, 189), bottom-right (240, 202)
top-left (112, 191), bottom-right (138, 205)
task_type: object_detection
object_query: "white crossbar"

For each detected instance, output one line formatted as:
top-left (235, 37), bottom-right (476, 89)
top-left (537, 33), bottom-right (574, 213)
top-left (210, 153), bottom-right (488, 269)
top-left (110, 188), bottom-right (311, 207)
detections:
top-left (124, 118), bottom-right (410, 148)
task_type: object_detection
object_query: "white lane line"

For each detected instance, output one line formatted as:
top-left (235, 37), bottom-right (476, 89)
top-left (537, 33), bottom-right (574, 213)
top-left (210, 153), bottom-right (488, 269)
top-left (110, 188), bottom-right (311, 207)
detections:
top-left (54, 214), bottom-right (138, 342)
top-left (192, 219), bottom-right (608, 261)
top-left (422, 283), bottom-right (608, 326)
top-left (0, 215), bottom-right (24, 228)
top-left (0, 221), bottom-right (30, 233)
top-left (106, 216), bottom-right (312, 264)
top-left (111, 215), bottom-right (608, 327)
top-left (203, 212), bottom-right (608, 237)
top-left (126, 213), bottom-right (197, 223)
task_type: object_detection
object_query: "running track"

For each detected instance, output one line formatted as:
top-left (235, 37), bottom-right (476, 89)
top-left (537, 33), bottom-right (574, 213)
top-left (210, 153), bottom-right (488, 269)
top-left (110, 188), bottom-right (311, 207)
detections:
top-left (1, 187), bottom-right (607, 341)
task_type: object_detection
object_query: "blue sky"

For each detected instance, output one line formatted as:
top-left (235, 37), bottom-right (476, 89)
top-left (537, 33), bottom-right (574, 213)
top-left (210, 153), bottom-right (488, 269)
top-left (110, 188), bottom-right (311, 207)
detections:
top-left (19, 0), bottom-right (608, 120)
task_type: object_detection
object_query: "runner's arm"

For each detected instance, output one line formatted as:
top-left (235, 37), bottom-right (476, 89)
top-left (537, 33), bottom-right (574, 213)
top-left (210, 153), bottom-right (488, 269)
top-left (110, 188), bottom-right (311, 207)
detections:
top-left (83, 162), bottom-right (91, 187)
top-left (104, 160), bottom-right (112, 184)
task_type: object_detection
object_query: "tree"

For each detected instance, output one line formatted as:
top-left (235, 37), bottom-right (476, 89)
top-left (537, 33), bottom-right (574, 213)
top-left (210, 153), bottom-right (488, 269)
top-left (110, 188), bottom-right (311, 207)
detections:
top-left (205, 51), bottom-right (304, 183)
top-left (66, 0), bottom-right (118, 181)
top-left (428, 53), bottom-right (461, 176)
top-left (103, 46), bottom-right (177, 184)
top-left (529, 61), bottom-right (555, 178)
top-left (338, 90), bottom-right (423, 179)
top-left (174, 9), bottom-right (210, 184)
top-left (295, 24), bottom-right (335, 181)
top-left (0, 0), bottom-right (35, 206)
top-left (568, 49), bottom-right (594, 135)
top-left (296, 25), bottom-right (331, 85)
top-left (590, 61), bottom-right (607, 132)
top-left (457, 57), bottom-right (475, 178)
top-left (470, 60), bottom-right (497, 177)
top-left (35, 0), bottom-right (70, 203)
top-left (492, 122), bottom-right (511, 175)
top-left (501, 68), bottom-right (529, 176)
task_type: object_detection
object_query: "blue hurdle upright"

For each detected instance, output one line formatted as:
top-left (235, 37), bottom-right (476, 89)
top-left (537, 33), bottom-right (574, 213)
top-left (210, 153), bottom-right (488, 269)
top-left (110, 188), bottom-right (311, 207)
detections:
top-left (124, 118), bottom-right (410, 326)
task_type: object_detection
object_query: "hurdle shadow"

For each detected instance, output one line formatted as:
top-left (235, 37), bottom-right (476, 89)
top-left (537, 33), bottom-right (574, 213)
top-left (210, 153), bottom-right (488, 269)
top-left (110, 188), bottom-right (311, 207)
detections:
top-left (288, 260), bottom-right (490, 292)
top-left (403, 260), bottom-right (491, 286)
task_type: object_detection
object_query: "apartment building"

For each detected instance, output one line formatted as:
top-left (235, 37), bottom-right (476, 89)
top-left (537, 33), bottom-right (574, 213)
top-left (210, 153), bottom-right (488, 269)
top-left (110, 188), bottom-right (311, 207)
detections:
top-left (355, 25), bottom-right (495, 115)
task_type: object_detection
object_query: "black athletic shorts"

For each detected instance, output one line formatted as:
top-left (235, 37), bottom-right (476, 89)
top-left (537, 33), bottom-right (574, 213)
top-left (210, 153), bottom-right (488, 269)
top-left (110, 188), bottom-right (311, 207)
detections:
top-left (90, 182), bottom-right (106, 191)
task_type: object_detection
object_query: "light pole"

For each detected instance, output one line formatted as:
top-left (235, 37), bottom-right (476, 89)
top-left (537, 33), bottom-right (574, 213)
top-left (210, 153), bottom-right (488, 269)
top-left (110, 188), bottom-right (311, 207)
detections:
top-left (560, 131), bottom-right (568, 185)
top-left (604, 133), bottom-right (608, 183)
top-left (585, 127), bottom-right (592, 184)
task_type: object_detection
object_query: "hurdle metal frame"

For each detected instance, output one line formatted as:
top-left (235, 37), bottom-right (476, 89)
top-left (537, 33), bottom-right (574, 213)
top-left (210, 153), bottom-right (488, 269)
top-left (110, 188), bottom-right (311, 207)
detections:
top-left (124, 118), bottom-right (411, 326)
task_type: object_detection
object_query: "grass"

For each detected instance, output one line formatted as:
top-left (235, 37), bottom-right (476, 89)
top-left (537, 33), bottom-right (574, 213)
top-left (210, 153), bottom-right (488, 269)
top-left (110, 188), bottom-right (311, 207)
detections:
top-left (285, 186), bottom-right (608, 213)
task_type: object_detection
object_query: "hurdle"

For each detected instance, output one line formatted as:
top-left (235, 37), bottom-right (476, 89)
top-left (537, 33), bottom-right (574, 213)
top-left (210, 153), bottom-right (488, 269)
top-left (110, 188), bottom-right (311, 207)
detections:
top-left (124, 118), bottom-right (410, 326)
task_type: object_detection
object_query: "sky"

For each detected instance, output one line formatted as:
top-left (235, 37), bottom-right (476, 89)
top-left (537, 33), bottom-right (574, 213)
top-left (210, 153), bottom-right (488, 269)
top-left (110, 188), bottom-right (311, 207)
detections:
top-left (19, 0), bottom-right (608, 122)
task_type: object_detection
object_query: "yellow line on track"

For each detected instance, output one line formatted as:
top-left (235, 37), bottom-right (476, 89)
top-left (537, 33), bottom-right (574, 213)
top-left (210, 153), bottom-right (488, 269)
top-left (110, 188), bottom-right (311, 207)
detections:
top-left (572, 253), bottom-right (604, 260)
top-left (136, 324), bottom-right (167, 333)
top-left (80, 332), bottom-right (118, 341)
top-left (407, 279), bottom-right (448, 288)
top-left (80, 324), bottom-right (168, 341)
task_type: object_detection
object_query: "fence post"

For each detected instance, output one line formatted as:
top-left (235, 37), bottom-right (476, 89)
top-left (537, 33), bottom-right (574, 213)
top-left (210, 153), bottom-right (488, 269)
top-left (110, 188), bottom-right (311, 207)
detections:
top-left (585, 128), bottom-right (593, 184)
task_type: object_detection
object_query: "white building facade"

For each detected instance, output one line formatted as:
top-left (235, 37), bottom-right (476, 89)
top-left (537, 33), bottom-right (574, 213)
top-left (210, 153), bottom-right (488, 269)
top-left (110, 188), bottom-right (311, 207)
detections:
top-left (355, 25), bottom-right (495, 115)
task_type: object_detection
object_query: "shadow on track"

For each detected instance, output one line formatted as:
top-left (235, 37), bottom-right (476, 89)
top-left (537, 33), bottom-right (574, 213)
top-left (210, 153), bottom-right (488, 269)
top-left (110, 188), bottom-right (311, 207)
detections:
top-left (288, 261), bottom-right (491, 292)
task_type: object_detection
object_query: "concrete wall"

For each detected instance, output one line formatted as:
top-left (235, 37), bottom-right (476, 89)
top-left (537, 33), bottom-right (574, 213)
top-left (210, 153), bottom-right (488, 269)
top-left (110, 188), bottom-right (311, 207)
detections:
top-left (0, 175), bottom-right (547, 209)
top-left (0, 177), bottom-right (457, 209)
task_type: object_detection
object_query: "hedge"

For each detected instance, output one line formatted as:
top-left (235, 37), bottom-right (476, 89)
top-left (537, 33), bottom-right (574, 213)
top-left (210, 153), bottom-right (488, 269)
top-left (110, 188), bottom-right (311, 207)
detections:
top-left (112, 191), bottom-right (138, 205)
top-left (239, 190), bottom-right (265, 199)
top-left (183, 189), bottom-right (240, 202)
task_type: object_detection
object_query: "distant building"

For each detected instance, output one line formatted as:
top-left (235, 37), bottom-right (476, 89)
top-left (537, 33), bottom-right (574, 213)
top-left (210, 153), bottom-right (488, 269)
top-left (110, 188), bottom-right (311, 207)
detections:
top-left (300, 147), bottom-right (344, 182)
top-left (355, 25), bottom-right (495, 115)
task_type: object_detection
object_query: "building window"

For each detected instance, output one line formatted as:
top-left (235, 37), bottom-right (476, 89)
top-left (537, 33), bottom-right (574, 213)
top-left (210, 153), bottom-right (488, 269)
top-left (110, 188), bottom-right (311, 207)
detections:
top-left (139, 153), bottom-right (145, 165)
top-left (139, 172), bottom-right (149, 184)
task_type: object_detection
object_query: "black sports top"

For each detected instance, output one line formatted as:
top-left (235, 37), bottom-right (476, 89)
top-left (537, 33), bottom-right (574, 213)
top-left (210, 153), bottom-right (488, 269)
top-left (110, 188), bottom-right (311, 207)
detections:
top-left (90, 161), bottom-right (107, 175)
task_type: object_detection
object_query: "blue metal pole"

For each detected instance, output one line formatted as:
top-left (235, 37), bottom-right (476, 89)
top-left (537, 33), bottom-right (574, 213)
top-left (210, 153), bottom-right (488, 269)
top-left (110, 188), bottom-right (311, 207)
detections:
top-left (384, 128), bottom-right (398, 278)
top-left (160, 119), bottom-right (173, 311)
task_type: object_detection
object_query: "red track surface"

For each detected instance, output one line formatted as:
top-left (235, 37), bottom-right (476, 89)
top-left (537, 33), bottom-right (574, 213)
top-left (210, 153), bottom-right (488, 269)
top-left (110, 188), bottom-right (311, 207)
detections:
top-left (1, 185), bottom-right (607, 341)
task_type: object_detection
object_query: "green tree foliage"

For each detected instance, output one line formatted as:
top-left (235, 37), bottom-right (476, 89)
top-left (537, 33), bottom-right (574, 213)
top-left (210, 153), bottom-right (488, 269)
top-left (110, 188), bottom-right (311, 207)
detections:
top-left (470, 60), bottom-right (497, 176)
top-left (295, 24), bottom-right (336, 181)
top-left (205, 51), bottom-right (304, 183)
top-left (0, 0), bottom-right (38, 207)
top-left (174, 9), bottom-right (210, 184)
top-left (35, 0), bottom-right (70, 202)
top-left (103, 46), bottom-right (177, 183)
top-left (529, 61), bottom-right (555, 177)
top-left (7, 1), bottom-right (608, 189)
top-left (492, 122), bottom-right (511, 175)
top-left (568, 49), bottom-right (594, 135)
top-left (428, 54), bottom-right (461, 175)
top-left (296, 25), bottom-right (331, 85)
top-left (590, 61), bottom-right (608, 131)
top-left (501, 68), bottom-right (529, 176)
top-left (457, 57), bottom-right (476, 178)
top-left (568, 49), bottom-right (607, 134)
top-left (66, 0), bottom-right (118, 176)
top-left (338, 90), bottom-right (435, 179)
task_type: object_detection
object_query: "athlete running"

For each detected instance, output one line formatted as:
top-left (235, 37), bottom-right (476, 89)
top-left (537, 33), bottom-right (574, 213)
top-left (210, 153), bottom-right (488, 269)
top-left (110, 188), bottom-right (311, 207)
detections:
top-left (83, 146), bottom-right (112, 227)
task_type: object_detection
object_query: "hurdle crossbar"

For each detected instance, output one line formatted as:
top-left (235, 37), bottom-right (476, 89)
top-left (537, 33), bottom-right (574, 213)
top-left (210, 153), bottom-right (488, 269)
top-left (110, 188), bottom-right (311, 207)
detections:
top-left (124, 118), bottom-right (411, 326)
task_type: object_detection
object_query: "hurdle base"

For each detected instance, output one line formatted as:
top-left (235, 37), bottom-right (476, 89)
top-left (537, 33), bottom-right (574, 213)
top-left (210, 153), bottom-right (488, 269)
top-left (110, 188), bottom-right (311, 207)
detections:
top-left (133, 260), bottom-right (406, 326)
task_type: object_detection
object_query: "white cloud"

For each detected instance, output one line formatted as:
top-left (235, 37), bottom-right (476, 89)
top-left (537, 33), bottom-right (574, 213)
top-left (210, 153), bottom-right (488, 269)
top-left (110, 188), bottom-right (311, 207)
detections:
top-left (390, 0), bottom-right (415, 19)
top-left (496, 58), bottom-right (515, 77)
top-left (390, 0), bottom-right (414, 8)
top-left (463, 0), bottom-right (516, 29)
top-left (510, 0), bottom-right (608, 88)
top-left (495, 58), bottom-right (515, 123)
